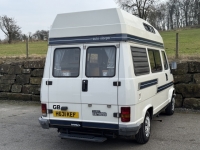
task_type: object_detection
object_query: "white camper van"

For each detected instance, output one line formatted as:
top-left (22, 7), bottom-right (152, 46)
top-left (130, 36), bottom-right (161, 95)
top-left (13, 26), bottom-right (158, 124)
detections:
top-left (39, 8), bottom-right (176, 144)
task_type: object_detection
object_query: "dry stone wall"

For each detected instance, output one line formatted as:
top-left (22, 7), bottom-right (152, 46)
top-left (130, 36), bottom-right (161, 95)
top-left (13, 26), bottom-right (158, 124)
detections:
top-left (173, 62), bottom-right (200, 109)
top-left (0, 59), bottom-right (45, 101)
top-left (0, 59), bottom-right (200, 110)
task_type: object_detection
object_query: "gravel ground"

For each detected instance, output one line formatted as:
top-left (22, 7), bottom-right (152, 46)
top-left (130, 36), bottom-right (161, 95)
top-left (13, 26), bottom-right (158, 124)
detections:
top-left (0, 100), bottom-right (200, 150)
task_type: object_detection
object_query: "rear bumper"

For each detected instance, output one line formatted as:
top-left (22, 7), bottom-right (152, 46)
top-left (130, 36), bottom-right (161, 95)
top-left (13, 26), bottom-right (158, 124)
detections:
top-left (38, 117), bottom-right (49, 129)
top-left (119, 124), bottom-right (141, 136)
top-left (38, 118), bottom-right (141, 136)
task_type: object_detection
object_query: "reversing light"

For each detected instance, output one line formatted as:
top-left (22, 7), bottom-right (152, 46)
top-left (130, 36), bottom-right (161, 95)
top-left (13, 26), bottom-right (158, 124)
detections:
top-left (41, 104), bottom-right (47, 117)
top-left (121, 107), bottom-right (131, 122)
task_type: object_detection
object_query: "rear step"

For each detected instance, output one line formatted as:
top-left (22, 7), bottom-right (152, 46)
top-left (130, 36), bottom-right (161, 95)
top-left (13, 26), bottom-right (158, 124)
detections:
top-left (59, 133), bottom-right (107, 142)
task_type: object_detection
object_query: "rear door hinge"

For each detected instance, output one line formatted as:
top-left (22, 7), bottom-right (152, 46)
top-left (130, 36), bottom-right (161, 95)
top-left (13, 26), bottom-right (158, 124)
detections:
top-left (46, 81), bottom-right (53, 85)
top-left (113, 113), bottom-right (121, 118)
top-left (113, 81), bottom-right (121, 86)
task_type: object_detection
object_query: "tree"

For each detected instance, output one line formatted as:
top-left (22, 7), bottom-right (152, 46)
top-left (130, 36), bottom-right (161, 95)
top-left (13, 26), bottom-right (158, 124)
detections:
top-left (148, 3), bottom-right (167, 30)
top-left (166, 0), bottom-right (176, 30)
top-left (116, 0), bottom-right (157, 20)
top-left (33, 30), bottom-right (49, 40)
top-left (0, 15), bottom-right (21, 43)
top-left (194, 0), bottom-right (200, 25)
top-left (180, 0), bottom-right (192, 27)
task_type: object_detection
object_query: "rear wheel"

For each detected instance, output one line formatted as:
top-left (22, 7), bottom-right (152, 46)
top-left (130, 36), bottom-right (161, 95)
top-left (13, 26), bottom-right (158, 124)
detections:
top-left (135, 111), bottom-right (151, 144)
top-left (165, 97), bottom-right (175, 115)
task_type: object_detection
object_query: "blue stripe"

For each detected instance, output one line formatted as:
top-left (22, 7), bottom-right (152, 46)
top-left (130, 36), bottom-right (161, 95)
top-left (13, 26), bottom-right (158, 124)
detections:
top-left (127, 34), bottom-right (163, 48)
top-left (49, 120), bottom-right (119, 130)
top-left (49, 34), bottom-right (164, 49)
top-left (139, 79), bottom-right (158, 90)
top-left (157, 82), bottom-right (173, 93)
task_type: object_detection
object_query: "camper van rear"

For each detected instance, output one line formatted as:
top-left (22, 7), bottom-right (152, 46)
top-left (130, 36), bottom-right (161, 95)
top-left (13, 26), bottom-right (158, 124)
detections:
top-left (39, 8), bottom-right (176, 144)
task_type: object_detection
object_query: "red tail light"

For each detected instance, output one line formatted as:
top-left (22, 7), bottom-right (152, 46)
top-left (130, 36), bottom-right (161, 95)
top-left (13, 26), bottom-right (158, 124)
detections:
top-left (41, 104), bottom-right (47, 117)
top-left (121, 107), bottom-right (130, 122)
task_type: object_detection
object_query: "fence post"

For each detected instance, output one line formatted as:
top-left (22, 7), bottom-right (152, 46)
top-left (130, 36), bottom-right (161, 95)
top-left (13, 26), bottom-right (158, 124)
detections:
top-left (176, 33), bottom-right (179, 59)
top-left (26, 38), bottom-right (29, 58)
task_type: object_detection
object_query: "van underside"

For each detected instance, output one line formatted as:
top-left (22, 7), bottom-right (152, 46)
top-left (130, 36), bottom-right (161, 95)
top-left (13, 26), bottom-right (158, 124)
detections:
top-left (58, 127), bottom-right (118, 142)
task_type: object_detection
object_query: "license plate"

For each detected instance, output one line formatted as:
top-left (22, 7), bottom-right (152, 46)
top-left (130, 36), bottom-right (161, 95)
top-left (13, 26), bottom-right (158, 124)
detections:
top-left (53, 111), bottom-right (79, 118)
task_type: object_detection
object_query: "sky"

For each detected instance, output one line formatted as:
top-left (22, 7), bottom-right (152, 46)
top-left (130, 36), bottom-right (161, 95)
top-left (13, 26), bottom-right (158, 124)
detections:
top-left (0, 0), bottom-right (118, 40)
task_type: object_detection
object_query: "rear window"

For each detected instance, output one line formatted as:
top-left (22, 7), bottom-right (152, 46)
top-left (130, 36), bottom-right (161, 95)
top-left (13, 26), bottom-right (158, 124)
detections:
top-left (53, 48), bottom-right (80, 77)
top-left (86, 46), bottom-right (116, 77)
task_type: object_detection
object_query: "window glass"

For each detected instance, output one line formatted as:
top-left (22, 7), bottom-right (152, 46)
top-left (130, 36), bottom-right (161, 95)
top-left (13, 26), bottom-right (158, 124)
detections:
top-left (162, 51), bottom-right (169, 70)
top-left (53, 48), bottom-right (80, 77)
top-left (131, 47), bottom-right (149, 76)
top-left (143, 23), bottom-right (155, 34)
top-left (148, 50), bottom-right (162, 73)
top-left (86, 46), bottom-right (116, 77)
top-left (148, 50), bottom-right (155, 71)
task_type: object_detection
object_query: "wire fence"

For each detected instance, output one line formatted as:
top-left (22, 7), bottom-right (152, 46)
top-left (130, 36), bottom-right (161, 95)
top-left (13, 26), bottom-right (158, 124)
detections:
top-left (0, 40), bottom-right (48, 58)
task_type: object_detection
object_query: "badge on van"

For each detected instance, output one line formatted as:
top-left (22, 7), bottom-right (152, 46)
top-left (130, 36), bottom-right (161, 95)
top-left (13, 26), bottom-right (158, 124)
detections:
top-left (92, 110), bottom-right (107, 116)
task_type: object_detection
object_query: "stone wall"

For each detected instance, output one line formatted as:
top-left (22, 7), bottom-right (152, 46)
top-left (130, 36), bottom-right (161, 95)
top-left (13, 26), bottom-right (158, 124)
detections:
top-left (173, 62), bottom-right (200, 109)
top-left (0, 59), bottom-right (200, 109)
top-left (0, 59), bottom-right (45, 101)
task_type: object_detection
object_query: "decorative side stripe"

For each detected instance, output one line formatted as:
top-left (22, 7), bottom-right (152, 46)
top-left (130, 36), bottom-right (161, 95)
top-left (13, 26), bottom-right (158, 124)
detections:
top-left (139, 79), bottom-right (158, 90)
top-left (127, 34), bottom-right (163, 48)
top-left (49, 120), bottom-right (119, 130)
top-left (49, 34), bottom-right (164, 49)
top-left (157, 82), bottom-right (174, 93)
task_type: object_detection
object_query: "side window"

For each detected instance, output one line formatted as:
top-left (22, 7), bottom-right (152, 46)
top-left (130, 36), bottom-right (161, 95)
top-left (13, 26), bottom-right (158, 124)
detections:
top-left (131, 47), bottom-right (149, 76)
top-left (162, 51), bottom-right (169, 70)
top-left (143, 23), bottom-right (155, 34)
top-left (148, 49), bottom-right (162, 73)
top-left (86, 46), bottom-right (116, 77)
top-left (53, 48), bottom-right (80, 77)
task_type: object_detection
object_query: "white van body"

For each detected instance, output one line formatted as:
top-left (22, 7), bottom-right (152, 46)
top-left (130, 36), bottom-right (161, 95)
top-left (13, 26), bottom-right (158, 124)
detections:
top-left (39, 8), bottom-right (175, 143)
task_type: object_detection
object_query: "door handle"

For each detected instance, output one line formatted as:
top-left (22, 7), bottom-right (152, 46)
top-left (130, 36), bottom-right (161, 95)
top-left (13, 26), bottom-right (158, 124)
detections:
top-left (82, 80), bottom-right (88, 92)
top-left (165, 73), bottom-right (168, 81)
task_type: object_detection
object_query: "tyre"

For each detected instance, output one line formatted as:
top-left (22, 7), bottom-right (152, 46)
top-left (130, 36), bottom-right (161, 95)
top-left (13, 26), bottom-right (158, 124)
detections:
top-left (165, 97), bottom-right (175, 115)
top-left (135, 111), bottom-right (151, 144)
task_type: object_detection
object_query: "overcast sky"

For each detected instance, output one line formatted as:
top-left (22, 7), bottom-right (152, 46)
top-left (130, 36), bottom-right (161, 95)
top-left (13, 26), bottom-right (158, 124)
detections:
top-left (0, 0), bottom-right (118, 39)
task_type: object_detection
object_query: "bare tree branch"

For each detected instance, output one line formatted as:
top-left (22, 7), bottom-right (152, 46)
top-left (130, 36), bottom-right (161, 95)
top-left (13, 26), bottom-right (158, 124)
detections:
top-left (0, 15), bottom-right (21, 43)
top-left (116, 0), bottom-right (157, 20)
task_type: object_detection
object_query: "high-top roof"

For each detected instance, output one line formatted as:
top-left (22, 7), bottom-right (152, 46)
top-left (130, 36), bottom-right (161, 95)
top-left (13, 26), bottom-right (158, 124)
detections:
top-left (49, 8), bottom-right (163, 45)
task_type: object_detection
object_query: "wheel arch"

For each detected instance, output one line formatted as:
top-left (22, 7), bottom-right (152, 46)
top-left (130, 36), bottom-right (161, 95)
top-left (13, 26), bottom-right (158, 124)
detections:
top-left (142, 104), bottom-right (153, 122)
top-left (168, 87), bottom-right (175, 103)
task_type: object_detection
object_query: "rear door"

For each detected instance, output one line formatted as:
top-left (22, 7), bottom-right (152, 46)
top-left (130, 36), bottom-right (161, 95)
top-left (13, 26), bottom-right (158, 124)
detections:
top-left (48, 45), bottom-right (83, 123)
top-left (81, 43), bottom-right (120, 127)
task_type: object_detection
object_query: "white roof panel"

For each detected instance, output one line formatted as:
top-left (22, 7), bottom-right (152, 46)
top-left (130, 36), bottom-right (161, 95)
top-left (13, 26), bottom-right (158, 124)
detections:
top-left (49, 8), bottom-right (163, 45)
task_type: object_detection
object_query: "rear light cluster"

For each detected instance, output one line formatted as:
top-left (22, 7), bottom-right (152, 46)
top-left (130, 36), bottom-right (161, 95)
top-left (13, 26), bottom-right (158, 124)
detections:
top-left (121, 107), bottom-right (131, 122)
top-left (41, 104), bottom-right (47, 117)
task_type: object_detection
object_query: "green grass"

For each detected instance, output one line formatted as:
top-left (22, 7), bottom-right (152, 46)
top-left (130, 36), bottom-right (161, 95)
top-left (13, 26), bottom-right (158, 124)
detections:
top-left (0, 41), bottom-right (48, 57)
top-left (160, 28), bottom-right (200, 58)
